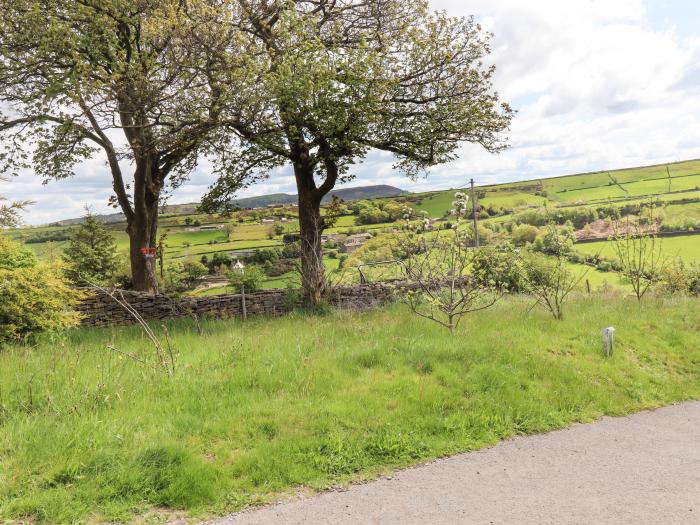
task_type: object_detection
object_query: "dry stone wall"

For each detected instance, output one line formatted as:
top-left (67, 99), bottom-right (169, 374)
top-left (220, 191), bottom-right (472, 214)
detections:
top-left (77, 283), bottom-right (402, 327)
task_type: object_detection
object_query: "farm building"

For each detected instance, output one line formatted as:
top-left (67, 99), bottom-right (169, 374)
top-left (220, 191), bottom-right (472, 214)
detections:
top-left (340, 233), bottom-right (373, 253)
top-left (228, 249), bottom-right (258, 259)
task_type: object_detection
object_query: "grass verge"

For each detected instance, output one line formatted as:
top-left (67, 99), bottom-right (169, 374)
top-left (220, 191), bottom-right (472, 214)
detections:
top-left (1, 296), bottom-right (699, 523)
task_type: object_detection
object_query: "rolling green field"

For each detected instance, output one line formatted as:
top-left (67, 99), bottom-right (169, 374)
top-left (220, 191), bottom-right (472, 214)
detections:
top-left (575, 235), bottom-right (700, 263)
top-left (5, 159), bottom-right (700, 293)
top-left (2, 297), bottom-right (699, 523)
top-left (413, 160), bottom-right (700, 218)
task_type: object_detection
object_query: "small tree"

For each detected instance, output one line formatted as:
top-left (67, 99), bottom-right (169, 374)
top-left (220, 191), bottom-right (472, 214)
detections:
top-left (660, 257), bottom-right (700, 296)
top-left (471, 244), bottom-right (526, 292)
top-left (227, 265), bottom-right (264, 293)
top-left (522, 223), bottom-right (586, 320)
top-left (398, 192), bottom-right (500, 333)
top-left (63, 212), bottom-right (118, 286)
top-left (223, 223), bottom-right (237, 241)
top-left (612, 210), bottom-right (666, 301)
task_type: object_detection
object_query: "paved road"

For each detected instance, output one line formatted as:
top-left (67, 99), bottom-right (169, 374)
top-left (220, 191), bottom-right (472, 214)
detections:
top-left (210, 402), bottom-right (700, 525)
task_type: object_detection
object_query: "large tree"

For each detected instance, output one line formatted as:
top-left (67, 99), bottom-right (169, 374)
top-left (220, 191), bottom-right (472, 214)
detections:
top-left (199, 0), bottom-right (514, 304)
top-left (0, 0), bottom-right (231, 293)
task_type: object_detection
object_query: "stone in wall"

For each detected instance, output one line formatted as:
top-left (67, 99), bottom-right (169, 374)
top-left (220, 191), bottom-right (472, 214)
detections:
top-left (77, 283), bottom-right (403, 327)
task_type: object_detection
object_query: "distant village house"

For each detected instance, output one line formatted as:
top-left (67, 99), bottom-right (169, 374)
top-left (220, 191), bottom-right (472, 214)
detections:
top-left (340, 233), bottom-right (373, 253)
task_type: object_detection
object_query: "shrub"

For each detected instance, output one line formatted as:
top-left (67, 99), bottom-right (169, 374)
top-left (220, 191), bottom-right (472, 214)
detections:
top-left (250, 248), bottom-right (280, 265)
top-left (352, 200), bottom-right (407, 225)
top-left (0, 262), bottom-right (84, 344)
top-left (281, 241), bottom-right (301, 259)
top-left (23, 229), bottom-right (72, 244)
top-left (513, 206), bottom-right (599, 229)
top-left (511, 224), bottom-right (540, 246)
top-left (471, 244), bottom-right (526, 292)
top-left (0, 236), bottom-right (37, 270)
top-left (282, 233), bottom-right (301, 244)
top-left (182, 260), bottom-right (208, 285)
top-left (111, 254), bottom-right (134, 289)
top-left (265, 259), bottom-right (295, 277)
top-left (661, 258), bottom-right (700, 296)
top-left (532, 223), bottom-right (575, 256)
top-left (207, 253), bottom-right (232, 274)
top-left (227, 265), bottom-right (264, 293)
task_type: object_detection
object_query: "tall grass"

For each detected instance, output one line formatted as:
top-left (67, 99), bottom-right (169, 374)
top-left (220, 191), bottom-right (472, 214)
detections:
top-left (1, 296), bottom-right (699, 523)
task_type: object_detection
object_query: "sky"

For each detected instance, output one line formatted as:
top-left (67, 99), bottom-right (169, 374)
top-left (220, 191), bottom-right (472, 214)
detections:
top-left (4, 0), bottom-right (700, 224)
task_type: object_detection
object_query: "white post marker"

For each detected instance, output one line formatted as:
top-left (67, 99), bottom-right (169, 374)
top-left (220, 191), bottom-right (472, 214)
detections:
top-left (234, 260), bottom-right (247, 320)
top-left (602, 327), bottom-right (615, 357)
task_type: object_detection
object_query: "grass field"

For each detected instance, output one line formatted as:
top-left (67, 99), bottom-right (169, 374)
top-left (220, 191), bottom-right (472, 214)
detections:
top-left (1, 297), bottom-right (699, 523)
top-left (575, 235), bottom-right (700, 263)
top-left (410, 160), bottom-right (700, 218)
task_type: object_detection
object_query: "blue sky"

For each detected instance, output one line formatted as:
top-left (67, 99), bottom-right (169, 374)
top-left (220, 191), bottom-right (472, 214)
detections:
top-left (647, 0), bottom-right (700, 37)
top-left (4, 0), bottom-right (700, 224)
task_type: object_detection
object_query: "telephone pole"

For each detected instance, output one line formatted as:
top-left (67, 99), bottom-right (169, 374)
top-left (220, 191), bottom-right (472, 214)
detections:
top-left (470, 178), bottom-right (479, 248)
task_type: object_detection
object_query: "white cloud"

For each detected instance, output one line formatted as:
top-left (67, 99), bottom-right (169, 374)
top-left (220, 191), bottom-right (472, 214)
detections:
top-left (4, 0), bottom-right (700, 224)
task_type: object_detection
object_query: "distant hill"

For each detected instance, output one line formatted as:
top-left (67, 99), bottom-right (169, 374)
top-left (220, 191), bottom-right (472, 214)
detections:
top-left (230, 184), bottom-right (408, 208)
top-left (52, 184), bottom-right (407, 226)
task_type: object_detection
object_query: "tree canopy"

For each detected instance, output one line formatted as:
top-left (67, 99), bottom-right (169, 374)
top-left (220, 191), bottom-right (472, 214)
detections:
top-left (0, 0), bottom-right (235, 292)
top-left (197, 0), bottom-right (514, 301)
top-left (201, 0), bottom-right (513, 208)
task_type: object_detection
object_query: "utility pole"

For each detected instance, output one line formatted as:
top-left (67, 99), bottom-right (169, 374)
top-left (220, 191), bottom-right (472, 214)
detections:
top-left (470, 178), bottom-right (479, 248)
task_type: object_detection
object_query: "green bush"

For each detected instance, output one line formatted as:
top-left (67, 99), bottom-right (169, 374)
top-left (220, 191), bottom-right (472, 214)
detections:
top-left (661, 258), bottom-right (700, 296)
top-left (281, 241), bottom-right (301, 259)
top-left (227, 265), bottom-right (264, 293)
top-left (471, 244), bottom-right (526, 292)
top-left (511, 224), bottom-right (540, 246)
top-left (532, 223), bottom-right (575, 256)
top-left (0, 236), bottom-right (37, 270)
top-left (0, 262), bottom-right (84, 344)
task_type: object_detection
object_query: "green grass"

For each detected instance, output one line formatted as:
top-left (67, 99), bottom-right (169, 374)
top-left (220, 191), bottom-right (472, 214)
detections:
top-left (412, 191), bottom-right (459, 217)
top-left (565, 261), bottom-right (629, 291)
top-left (2, 296), bottom-right (699, 523)
top-left (480, 191), bottom-right (546, 209)
top-left (576, 235), bottom-right (700, 263)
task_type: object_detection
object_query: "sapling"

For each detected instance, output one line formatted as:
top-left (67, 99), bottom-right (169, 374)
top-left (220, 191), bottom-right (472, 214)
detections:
top-left (397, 192), bottom-right (500, 333)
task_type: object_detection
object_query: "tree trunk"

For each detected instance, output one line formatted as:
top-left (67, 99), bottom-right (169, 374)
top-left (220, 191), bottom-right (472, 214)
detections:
top-left (297, 184), bottom-right (326, 305)
top-left (127, 182), bottom-right (160, 294)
